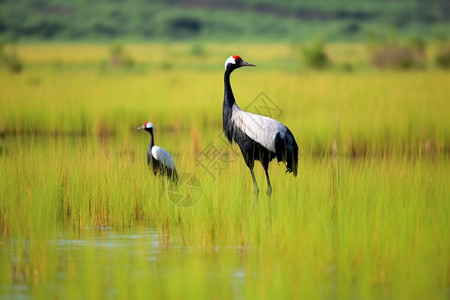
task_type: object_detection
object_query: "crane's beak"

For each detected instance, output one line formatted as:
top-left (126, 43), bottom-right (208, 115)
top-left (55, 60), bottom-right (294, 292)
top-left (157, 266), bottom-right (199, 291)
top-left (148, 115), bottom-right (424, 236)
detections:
top-left (136, 125), bottom-right (145, 131)
top-left (240, 61), bottom-right (256, 67)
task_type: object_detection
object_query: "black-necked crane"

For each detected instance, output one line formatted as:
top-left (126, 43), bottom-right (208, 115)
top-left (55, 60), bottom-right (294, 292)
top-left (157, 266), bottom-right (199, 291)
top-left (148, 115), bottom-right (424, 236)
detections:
top-left (222, 55), bottom-right (298, 196)
top-left (137, 121), bottom-right (178, 182)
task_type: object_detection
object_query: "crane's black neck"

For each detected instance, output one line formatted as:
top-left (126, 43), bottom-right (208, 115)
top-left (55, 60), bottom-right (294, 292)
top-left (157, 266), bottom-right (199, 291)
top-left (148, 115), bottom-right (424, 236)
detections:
top-left (146, 129), bottom-right (154, 164)
top-left (148, 131), bottom-right (154, 148)
top-left (224, 67), bottom-right (236, 108)
top-left (223, 66), bottom-right (238, 142)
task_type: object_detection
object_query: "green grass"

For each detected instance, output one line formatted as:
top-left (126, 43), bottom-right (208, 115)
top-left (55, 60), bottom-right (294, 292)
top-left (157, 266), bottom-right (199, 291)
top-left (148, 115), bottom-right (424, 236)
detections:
top-left (1, 135), bottom-right (448, 299)
top-left (0, 44), bottom-right (449, 299)
top-left (2, 44), bottom-right (449, 154)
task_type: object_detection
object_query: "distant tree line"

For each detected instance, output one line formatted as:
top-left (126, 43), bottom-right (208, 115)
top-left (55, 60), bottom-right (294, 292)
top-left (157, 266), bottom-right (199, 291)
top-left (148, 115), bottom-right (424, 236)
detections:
top-left (0, 0), bottom-right (449, 42)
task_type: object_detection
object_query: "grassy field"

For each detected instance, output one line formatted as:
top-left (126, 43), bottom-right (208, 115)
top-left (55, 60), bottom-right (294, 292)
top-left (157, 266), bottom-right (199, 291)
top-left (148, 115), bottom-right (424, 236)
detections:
top-left (0, 44), bottom-right (449, 299)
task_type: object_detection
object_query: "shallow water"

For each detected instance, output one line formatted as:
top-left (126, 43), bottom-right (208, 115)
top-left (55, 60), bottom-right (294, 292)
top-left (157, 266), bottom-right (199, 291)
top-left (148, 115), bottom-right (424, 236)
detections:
top-left (1, 227), bottom-right (248, 300)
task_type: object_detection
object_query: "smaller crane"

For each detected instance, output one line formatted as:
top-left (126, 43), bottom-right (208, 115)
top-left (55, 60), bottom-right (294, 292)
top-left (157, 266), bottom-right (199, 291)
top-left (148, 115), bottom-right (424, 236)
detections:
top-left (137, 121), bottom-right (178, 182)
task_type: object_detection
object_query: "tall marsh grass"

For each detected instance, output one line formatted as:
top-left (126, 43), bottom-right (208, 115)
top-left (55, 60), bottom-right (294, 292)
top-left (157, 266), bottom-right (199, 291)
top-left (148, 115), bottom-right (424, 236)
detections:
top-left (0, 44), bottom-right (449, 299)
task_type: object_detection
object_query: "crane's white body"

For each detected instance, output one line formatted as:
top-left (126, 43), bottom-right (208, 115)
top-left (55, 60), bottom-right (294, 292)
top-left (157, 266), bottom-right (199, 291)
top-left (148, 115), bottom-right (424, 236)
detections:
top-left (230, 103), bottom-right (285, 153)
top-left (151, 146), bottom-right (176, 171)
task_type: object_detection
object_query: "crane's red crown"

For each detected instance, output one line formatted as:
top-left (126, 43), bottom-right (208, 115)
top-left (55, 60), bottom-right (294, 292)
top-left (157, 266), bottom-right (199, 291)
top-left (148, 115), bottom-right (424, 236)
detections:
top-left (143, 121), bottom-right (154, 129)
top-left (225, 55), bottom-right (256, 69)
top-left (225, 55), bottom-right (243, 69)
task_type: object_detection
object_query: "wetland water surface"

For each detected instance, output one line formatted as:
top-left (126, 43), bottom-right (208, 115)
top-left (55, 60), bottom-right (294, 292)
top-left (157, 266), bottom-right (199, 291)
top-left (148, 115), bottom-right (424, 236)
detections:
top-left (2, 227), bottom-right (247, 300)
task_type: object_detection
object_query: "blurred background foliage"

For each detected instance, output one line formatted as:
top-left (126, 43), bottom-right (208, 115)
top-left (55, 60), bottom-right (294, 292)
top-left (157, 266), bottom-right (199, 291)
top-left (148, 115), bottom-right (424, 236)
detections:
top-left (0, 0), bottom-right (449, 72)
top-left (0, 0), bottom-right (448, 42)
top-left (0, 0), bottom-right (450, 73)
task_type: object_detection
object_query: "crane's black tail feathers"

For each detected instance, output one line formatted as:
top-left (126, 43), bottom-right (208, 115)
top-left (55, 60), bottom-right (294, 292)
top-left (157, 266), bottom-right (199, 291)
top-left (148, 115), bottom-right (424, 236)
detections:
top-left (160, 167), bottom-right (178, 184)
top-left (170, 169), bottom-right (179, 184)
top-left (274, 129), bottom-right (299, 177)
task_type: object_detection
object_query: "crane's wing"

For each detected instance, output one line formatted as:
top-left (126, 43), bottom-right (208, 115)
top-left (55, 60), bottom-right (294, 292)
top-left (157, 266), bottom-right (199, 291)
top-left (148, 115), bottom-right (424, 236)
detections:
top-left (231, 104), bottom-right (285, 153)
top-left (151, 146), bottom-right (176, 170)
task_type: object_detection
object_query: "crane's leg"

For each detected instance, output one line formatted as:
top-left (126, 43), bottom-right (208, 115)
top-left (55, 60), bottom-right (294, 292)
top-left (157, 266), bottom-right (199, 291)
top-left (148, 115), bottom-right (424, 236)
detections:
top-left (264, 168), bottom-right (272, 196)
top-left (250, 168), bottom-right (259, 195)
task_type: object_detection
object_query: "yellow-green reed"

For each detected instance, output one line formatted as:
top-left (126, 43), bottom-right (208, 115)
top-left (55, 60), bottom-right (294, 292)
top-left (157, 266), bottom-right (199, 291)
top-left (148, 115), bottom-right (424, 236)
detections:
top-left (0, 44), bottom-right (449, 299)
top-left (1, 134), bottom-right (448, 299)
top-left (1, 44), bottom-right (449, 156)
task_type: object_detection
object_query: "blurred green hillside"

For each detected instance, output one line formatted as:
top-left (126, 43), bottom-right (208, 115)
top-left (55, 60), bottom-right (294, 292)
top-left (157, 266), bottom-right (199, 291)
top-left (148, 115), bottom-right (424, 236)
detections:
top-left (0, 0), bottom-right (449, 42)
